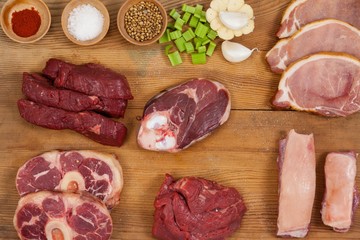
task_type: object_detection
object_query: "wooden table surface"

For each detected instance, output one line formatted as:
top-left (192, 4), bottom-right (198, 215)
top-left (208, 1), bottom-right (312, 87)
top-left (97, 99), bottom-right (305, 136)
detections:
top-left (1, 0), bottom-right (359, 239)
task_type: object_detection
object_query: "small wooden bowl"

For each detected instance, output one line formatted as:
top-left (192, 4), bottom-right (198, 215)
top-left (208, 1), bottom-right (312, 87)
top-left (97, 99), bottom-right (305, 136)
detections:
top-left (117, 0), bottom-right (168, 46)
top-left (0, 0), bottom-right (51, 43)
top-left (61, 0), bottom-right (110, 46)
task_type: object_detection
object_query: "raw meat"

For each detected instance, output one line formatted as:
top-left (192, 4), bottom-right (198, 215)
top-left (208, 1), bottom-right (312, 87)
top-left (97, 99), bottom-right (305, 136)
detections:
top-left (23, 72), bottom-right (127, 118)
top-left (16, 150), bottom-right (123, 209)
top-left (321, 152), bottom-right (359, 232)
top-left (152, 174), bottom-right (246, 240)
top-left (14, 191), bottom-right (112, 240)
top-left (267, 19), bottom-right (360, 74)
top-left (277, 129), bottom-right (316, 238)
top-left (42, 58), bottom-right (133, 100)
top-left (18, 99), bottom-right (127, 147)
top-left (272, 53), bottom-right (360, 117)
top-left (277, 0), bottom-right (360, 38)
top-left (137, 78), bottom-right (231, 152)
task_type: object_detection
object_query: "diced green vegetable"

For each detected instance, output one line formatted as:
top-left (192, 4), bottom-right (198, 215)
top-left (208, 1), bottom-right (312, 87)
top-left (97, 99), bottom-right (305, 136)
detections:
top-left (182, 12), bottom-right (191, 24)
top-left (165, 44), bottom-right (174, 55)
top-left (197, 45), bottom-right (206, 53)
top-left (195, 22), bottom-right (209, 38)
top-left (167, 23), bottom-right (175, 30)
top-left (199, 11), bottom-right (207, 22)
top-left (168, 51), bottom-right (183, 66)
top-left (195, 40), bottom-right (202, 50)
top-left (194, 4), bottom-right (203, 18)
top-left (169, 30), bottom-right (182, 40)
top-left (191, 52), bottom-right (207, 64)
top-left (182, 28), bottom-right (195, 41)
top-left (169, 9), bottom-right (181, 20)
top-left (174, 18), bottom-right (185, 31)
top-left (189, 16), bottom-right (199, 28)
top-left (174, 37), bottom-right (186, 52)
top-left (201, 37), bottom-right (210, 46)
top-left (182, 4), bottom-right (195, 13)
top-left (159, 29), bottom-right (171, 43)
top-left (184, 42), bottom-right (195, 53)
top-left (206, 41), bottom-right (216, 56)
top-left (207, 29), bottom-right (217, 40)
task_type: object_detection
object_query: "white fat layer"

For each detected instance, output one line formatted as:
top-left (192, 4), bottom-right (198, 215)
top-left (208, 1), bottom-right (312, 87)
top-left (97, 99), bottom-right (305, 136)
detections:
top-left (280, 0), bottom-right (307, 23)
top-left (146, 115), bottom-right (168, 129)
top-left (179, 87), bottom-right (199, 103)
top-left (45, 220), bottom-right (72, 240)
top-left (155, 135), bottom-right (177, 150)
top-left (277, 228), bottom-right (308, 238)
top-left (59, 171), bottom-right (86, 192)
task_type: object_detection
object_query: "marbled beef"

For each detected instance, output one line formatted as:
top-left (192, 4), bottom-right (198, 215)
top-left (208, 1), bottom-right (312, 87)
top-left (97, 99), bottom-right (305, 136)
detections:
top-left (153, 174), bottom-right (246, 240)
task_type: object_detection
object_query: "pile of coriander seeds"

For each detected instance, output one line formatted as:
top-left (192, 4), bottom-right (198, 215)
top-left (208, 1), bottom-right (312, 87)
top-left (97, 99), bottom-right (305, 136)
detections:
top-left (124, 1), bottom-right (163, 42)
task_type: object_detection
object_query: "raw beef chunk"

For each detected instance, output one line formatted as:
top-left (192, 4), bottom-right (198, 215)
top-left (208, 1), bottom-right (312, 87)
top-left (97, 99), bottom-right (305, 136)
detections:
top-left (18, 99), bottom-right (127, 147)
top-left (152, 174), bottom-right (246, 240)
top-left (138, 78), bottom-right (231, 152)
top-left (277, 0), bottom-right (360, 38)
top-left (16, 150), bottom-right (123, 209)
top-left (14, 191), bottom-right (112, 240)
top-left (277, 129), bottom-right (316, 238)
top-left (42, 58), bottom-right (133, 100)
top-left (23, 72), bottom-right (127, 118)
top-left (321, 152), bottom-right (359, 232)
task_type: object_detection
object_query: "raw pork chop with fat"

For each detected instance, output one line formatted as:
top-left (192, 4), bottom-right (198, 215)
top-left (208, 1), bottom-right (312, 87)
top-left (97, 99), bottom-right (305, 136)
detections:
top-left (14, 191), bottom-right (112, 240)
top-left (137, 78), bottom-right (231, 152)
top-left (16, 150), bottom-right (123, 209)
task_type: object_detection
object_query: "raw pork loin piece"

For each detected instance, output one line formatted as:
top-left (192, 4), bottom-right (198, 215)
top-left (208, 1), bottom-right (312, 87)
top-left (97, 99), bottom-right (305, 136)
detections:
top-left (137, 78), bottom-right (231, 152)
top-left (153, 174), bottom-right (246, 240)
top-left (23, 72), bottom-right (127, 118)
top-left (267, 19), bottom-right (360, 74)
top-left (272, 53), bottom-right (360, 117)
top-left (321, 152), bottom-right (359, 232)
top-left (277, 0), bottom-right (360, 38)
top-left (18, 99), bottom-right (127, 147)
top-left (16, 150), bottom-right (123, 209)
top-left (42, 58), bottom-right (133, 100)
top-left (277, 129), bottom-right (316, 238)
top-left (14, 191), bottom-right (112, 240)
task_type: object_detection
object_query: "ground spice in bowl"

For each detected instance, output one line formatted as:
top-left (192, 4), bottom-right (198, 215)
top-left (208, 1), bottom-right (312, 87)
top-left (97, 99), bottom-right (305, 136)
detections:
top-left (11, 7), bottom-right (41, 37)
top-left (124, 1), bottom-right (163, 42)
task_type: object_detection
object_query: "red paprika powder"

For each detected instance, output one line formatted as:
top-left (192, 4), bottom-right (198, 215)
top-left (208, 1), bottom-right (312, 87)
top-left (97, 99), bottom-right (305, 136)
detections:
top-left (11, 7), bottom-right (41, 38)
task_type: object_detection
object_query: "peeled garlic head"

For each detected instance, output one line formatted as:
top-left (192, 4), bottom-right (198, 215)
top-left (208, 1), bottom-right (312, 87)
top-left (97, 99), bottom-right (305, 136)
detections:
top-left (221, 41), bottom-right (257, 63)
top-left (219, 11), bottom-right (249, 30)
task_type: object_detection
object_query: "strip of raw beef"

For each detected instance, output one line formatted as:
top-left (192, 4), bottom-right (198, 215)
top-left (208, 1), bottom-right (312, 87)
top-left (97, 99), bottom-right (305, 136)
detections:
top-left (272, 53), bottom-right (360, 117)
top-left (23, 72), bottom-right (127, 118)
top-left (16, 150), bottom-right (123, 209)
top-left (14, 191), bottom-right (112, 240)
top-left (152, 174), bottom-right (246, 240)
top-left (277, 0), bottom-right (360, 38)
top-left (321, 152), bottom-right (359, 232)
top-left (277, 129), bottom-right (316, 238)
top-left (17, 99), bottom-right (127, 147)
top-left (137, 78), bottom-right (231, 152)
top-left (267, 19), bottom-right (360, 74)
top-left (42, 58), bottom-right (133, 100)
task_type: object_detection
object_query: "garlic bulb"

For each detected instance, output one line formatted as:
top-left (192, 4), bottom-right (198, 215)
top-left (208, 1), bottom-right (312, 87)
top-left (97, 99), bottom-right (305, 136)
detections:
top-left (206, 0), bottom-right (255, 40)
top-left (221, 41), bottom-right (257, 63)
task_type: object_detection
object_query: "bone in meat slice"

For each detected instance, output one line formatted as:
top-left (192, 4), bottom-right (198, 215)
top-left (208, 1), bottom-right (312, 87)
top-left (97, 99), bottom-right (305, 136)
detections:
top-left (277, 0), bottom-right (360, 38)
top-left (16, 150), bottom-right (123, 209)
top-left (267, 19), bottom-right (360, 74)
top-left (321, 152), bottom-right (359, 232)
top-left (14, 191), bottom-right (112, 240)
top-left (23, 72), bottom-right (128, 118)
top-left (277, 129), bottom-right (316, 238)
top-left (17, 99), bottom-right (127, 147)
top-left (272, 53), bottom-right (360, 117)
top-left (137, 78), bottom-right (231, 152)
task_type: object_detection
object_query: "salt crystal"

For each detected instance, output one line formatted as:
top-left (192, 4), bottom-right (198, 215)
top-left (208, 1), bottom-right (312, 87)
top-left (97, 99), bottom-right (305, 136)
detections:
top-left (67, 4), bottom-right (104, 41)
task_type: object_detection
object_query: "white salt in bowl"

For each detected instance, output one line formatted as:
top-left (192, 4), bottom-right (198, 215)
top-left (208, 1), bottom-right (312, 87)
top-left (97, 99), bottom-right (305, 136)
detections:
top-left (61, 0), bottom-right (110, 46)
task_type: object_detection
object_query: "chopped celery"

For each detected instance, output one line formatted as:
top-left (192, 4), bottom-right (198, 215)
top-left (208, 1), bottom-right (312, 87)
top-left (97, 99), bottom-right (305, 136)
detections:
top-left (167, 23), bottom-right (175, 30)
top-left (201, 37), bottom-right (210, 46)
top-left (206, 41), bottom-right (216, 56)
top-left (174, 18), bottom-right (185, 31)
top-left (207, 29), bottom-right (217, 40)
top-left (169, 30), bottom-right (182, 40)
top-left (169, 9), bottom-right (180, 20)
top-left (168, 51), bottom-right (183, 66)
top-left (159, 29), bottom-right (171, 43)
top-left (191, 52), bottom-right (206, 64)
top-left (199, 11), bottom-right (207, 22)
top-left (182, 4), bottom-right (195, 13)
top-left (189, 16), bottom-right (199, 28)
top-left (174, 37), bottom-right (186, 52)
top-left (195, 22), bottom-right (209, 38)
top-left (195, 40), bottom-right (202, 50)
top-left (165, 44), bottom-right (174, 55)
top-left (194, 4), bottom-right (203, 18)
top-left (197, 45), bottom-right (206, 53)
top-left (182, 12), bottom-right (191, 24)
top-left (183, 28), bottom-right (195, 41)
top-left (184, 42), bottom-right (195, 53)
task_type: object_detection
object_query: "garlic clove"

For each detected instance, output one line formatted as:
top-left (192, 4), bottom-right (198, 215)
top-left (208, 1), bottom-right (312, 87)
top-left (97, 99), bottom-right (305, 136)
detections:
top-left (210, 18), bottom-right (224, 31)
top-left (218, 27), bottom-right (235, 40)
top-left (227, 0), bottom-right (245, 12)
top-left (219, 11), bottom-right (249, 30)
top-left (206, 8), bottom-right (218, 22)
top-left (233, 29), bottom-right (243, 37)
top-left (240, 4), bottom-right (254, 18)
top-left (221, 41), bottom-right (257, 63)
top-left (210, 0), bottom-right (228, 12)
top-left (241, 19), bottom-right (255, 34)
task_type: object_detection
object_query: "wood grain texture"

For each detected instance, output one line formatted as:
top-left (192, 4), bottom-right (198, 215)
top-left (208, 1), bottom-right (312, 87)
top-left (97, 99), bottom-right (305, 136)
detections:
top-left (1, 0), bottom-right (359, 239)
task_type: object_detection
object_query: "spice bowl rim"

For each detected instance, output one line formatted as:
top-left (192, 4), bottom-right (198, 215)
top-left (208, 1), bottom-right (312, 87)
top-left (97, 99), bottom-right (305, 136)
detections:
top-left (0, 0), bottom-right (51, 43)
top-left (61, 0), bottom-right (110, 46)
top-left (117, 0), bottom-right (168, 46)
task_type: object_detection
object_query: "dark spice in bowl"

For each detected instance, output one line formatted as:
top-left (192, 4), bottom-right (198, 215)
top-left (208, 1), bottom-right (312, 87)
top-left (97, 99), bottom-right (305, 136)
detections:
top-left (11, 7), bottom-right (41, 37)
